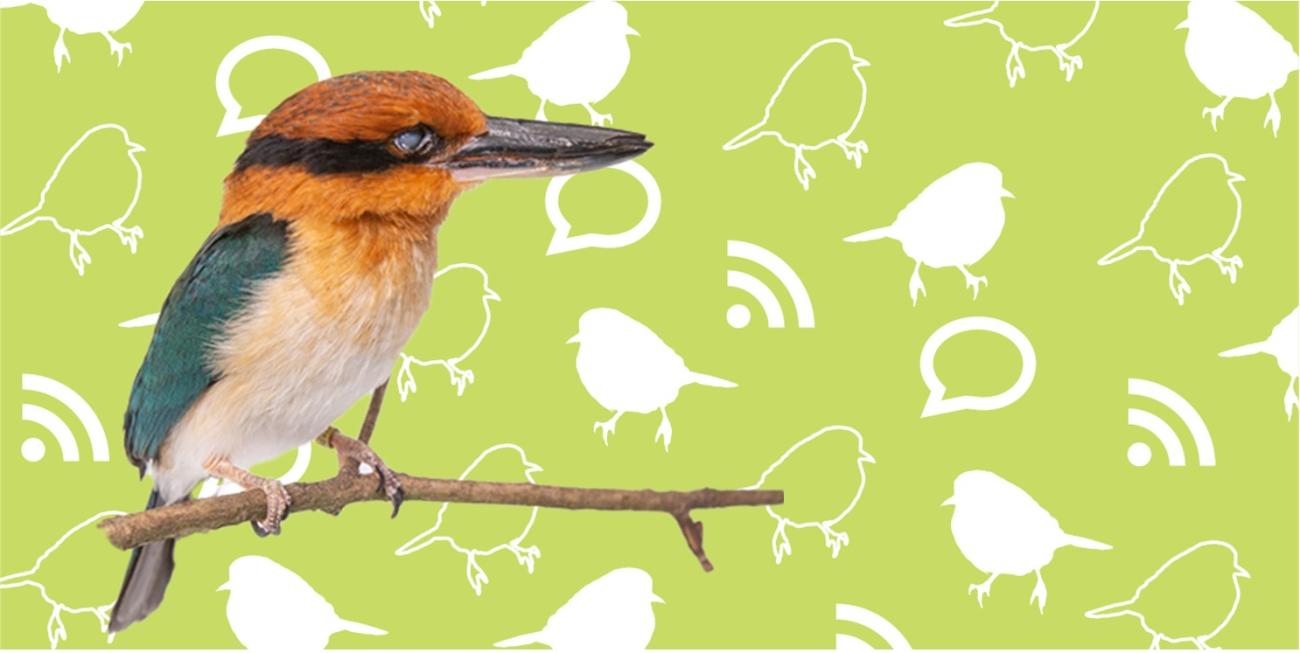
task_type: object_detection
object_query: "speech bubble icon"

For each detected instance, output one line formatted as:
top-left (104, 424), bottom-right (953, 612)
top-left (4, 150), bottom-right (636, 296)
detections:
top-left (919, 316), bottom-right (1035, 418)
top-left (544, 159), bottom-right (661, 255)
top-left (215, 35), bottom-right (331, 137)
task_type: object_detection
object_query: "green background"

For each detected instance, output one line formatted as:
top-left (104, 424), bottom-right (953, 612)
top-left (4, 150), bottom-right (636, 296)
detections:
top-left (2, 0), bottom-right (1297, 649)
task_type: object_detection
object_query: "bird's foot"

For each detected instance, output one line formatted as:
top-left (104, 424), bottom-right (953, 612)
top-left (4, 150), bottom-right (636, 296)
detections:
top-left (593, 419), bottom-right (617, 445)
top-left (112, 223), bottom-right (144, 253)
top-left (396, 356), bottom-right (419, 401)
top-left (654, 410), bottom-right (672, 451)
top-left (321, 429), bottom-right (404, 517)
top-left (959, 266), bottom-right (988, 300)
top-left (1169, 264), bottom-right (1192, 306)
top-left (508, 542), bottom-right (542, 573)
top-left (968, 575), bottom-right (996, 607)
top-left (1210, 253), bottom-right (1243, 283)
top-left (53, 31), bottom-right (70, 71)
top-left (206, 457), bottom-right (292, 536)
top-left (1053, 47), bottom-right (1083, 81)
top-left (582, 103), bottom-right (613, 127)
top-left (418, 0), bottom-right (441, 28)
top-left (908, 265), bottom-right (927, 306)
top-left (1202, 98), bottom-right (1230, 131)
top-left (836, 139), bottom-right (869, 168)
top-left (793, 148), bottom-right (816, 191)
top-left (771, 520), bottom-right (793, 564)
top-left (103, 33), bottom-right (132, 65)
top-left (69, 237), bottom-right (92, 276)
top-left (1030, 571), bottom-right (1048, 613)
top-left (1284, 382), bottom-right (1297, 421)
top-left (1005, 43), bottom-right (1026, 87)
top-left (465, 554), bottom-right (490, 595)
top-left (819, 523), bottom-right (850, 558)
top-left (1264, 94), bottom-right (1282, 138)
top-left (445, 363), bottom-right (475, 396)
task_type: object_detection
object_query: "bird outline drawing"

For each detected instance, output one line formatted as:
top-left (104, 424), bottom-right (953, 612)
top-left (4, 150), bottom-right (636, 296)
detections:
top-left (396, 263), bottom-right (501, 400)
top-left (943, 1), bottom-right (1100, 88)
top-left (219, 556), bottom-right (386, 651)
top-left (0, 511), bottom-right (126, 649)
top-left (1097, 153), bottom-right (1245, 305)
top-left (746, 425), bottom-right (875, 564)
top-left (214, 35), bottom-right (332, 137)
top-left (1220, 307), bottom-right (1299, 420)
top-left (1085, 540), bottom-right (1249, 650)
top-left (0, 123), bottom-right (144, 276)
top-left (944, 470), bottom-right (1111, 613)
top-left (723, 38), bottom-right (870, 191)
top-left (1179, 0), bottom-right (1299, 137)
top-left (495, 567), bottom-right (663, 652)
top-left (568, 307), bottom-right (736, 451)
top-left (1, 0), bottom-right (143, 71)
top-left (395, 444), bottom-right (543, 595)
top-left (469, 1), bottom-right (637, 126)
top-left (845, 162), bottom-right (1014, 305)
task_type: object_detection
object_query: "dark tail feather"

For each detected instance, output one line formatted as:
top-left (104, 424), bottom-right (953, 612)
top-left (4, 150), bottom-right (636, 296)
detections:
top-left (108, 489), bottom-right (177, 633)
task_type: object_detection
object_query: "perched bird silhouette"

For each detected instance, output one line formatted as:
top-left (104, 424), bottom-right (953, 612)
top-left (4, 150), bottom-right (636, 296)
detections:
top-left (746, 426), bottom-right (874, 564)
top-left (568, 307), bottom-right (735, 450)
top-left (396, 262), bottom-right (501, 400)
top-left (0, 0), bottom-right (143, 71)
top-left (495, 567), bottom-right (663, 652)
top-left (106, 71), bottom-right (651, 633)
top-left (1098, 153), bottom-right (1244, 305)
top-left (724, 38), bottom-right (869, 191)
top-left (0, 123), bottom-right (144, 275)
top-left (396, 444), bottom-right (543, 595)
top-left (943, 1), bottom-right (1099, 87)
top-left (1179, 0), bottom-right (1299, 137)
top-left (944, 470), bottom-right (1111, 612)
top-left (1221, 307), bottom-right (1299, 420)
top-left (219, 556), bottom-right (386, 651)
top-left (470, 1), bottom-right (637, 126)
top-left (0, 511), bottom-right (126, 649)
top-left (1085, 541), bottom-right (1249, 650)
top-left (845, 162), bottom-right (1013, 305)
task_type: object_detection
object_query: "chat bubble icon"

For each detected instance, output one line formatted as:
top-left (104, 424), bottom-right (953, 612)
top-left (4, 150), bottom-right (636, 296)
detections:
top-left (215, 35), bottom-right (331, 137)
top-left (544, 159), bottom-right (661, 255)
top-left (920, 316), bottom-right (1035, 418)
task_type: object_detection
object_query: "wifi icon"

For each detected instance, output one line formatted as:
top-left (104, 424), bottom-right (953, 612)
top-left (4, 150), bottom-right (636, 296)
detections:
top-left (726, 240), bottom-right (815, 329)
top-left (835, 603), bottom-right (911, 650)
top-left (17, 374), bottom-right (109, 463)
top-left (1125, 378), bottom-right (1215, 467)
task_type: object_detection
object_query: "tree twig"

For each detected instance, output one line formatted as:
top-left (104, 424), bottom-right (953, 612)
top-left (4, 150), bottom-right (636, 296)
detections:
top-left (99, 434), bottom-right (782, 572)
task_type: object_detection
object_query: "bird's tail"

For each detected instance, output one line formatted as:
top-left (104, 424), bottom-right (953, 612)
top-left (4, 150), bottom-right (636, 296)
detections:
top-left (1097, 235), bottom-right (1143, 266)
top-left (843, 225), bottom-right (896, 243)
top-left (943, 3), bottom-right (998, 28)
top-left (1220, 340), bottom-right (1268, 358)
top-left (337, 618), bottom-right (388, 637)
top-left (723, 120), bottom-right (770, 151)
top-left (469, 62), bottom-right (520, 81)
top-left (1062, 533), bottom-right (1112, 551)
top-left (1084, 597), bottom-right (1137, 620)
top-left (494, 630), bottom-right (545, 648)
top-left (688, 371), bottom-right (738, 389)
top-left (108, 489), bottom-right (179, 633)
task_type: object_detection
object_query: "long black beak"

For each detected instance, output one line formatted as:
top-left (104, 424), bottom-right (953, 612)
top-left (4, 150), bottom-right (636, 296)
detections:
top-left (444, 117), bottom-right (652, 182)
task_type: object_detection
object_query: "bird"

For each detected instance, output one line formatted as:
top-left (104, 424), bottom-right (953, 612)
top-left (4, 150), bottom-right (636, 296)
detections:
top-left (1178, 0), bottom-right (1299, 137)
top-left (567, 307), bottom-right (735, 451)
top-left (395, 262), bottom-right (501, 400)
top-left (1097, 153), bottom-right (1245, 305)
top-left (0, 0), bottom-right (144, 71)
top-left (723, 38), bottom-right (870, 191)
top-left (106, 70), bottom-right (651, 633)
top-left (943, 470), bottom-right (1111, 612)
top-left (0, 511), bottom-right (126, 649)
top-left (495, 567), bottom-right (663, 652)
top-left (469, 1), bottom-right (637, 126)
top-left (1221, 307), bottom-right (1299, 420)
top-left (845, 162), bottom-right (1013, 305)
top-left (218, 556), bottom-right (386, 651)
top-left (943, 1), bottom-right (1099, 87)
top-left (0, 123), bottom-right (144, 275)
top-left (1085, 540), bottom-right (1249, 650)
top-left (395, 444), bottom-right (543, 595)
top-left (746, 426), bottom-right (875, 564)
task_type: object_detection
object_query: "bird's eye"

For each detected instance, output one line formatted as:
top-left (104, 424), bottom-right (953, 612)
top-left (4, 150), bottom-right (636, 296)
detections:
top-left (392, 127), bottom-right (437, 157)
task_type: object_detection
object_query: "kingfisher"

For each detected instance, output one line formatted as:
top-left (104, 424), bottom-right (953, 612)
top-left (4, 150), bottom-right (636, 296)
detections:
top-left (108, 71), bottom-right (651, 632)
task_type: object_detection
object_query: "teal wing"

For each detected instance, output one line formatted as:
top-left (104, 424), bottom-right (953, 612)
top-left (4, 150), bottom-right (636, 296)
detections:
top-left (123, 213), bottom-right (290, 471)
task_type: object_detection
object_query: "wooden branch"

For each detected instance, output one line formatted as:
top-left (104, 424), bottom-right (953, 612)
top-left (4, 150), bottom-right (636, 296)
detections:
top-left (99, 446), bottom-right (782, 572)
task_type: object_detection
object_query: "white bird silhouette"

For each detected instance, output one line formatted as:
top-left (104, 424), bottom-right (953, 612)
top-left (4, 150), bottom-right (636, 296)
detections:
top-left (1221, 307), bottom-right (1299, 420)
top-left (1, 0), bottom-right (143, 71)
top-left (1179, 0), bottom-right (1300, 137)
top-left (1098, 153), bottom-right (1245, 305)
top-left (723, 38), bottom-right (870, 191)
top-left (469, 1), bottom-right (637, 126)
top-left (944, 470), bottom-right (1111, 613)
top-left (219, 556), bottom-right (385, 651)
top-left (943, 1), bottom-right (1099, 87)
top-left (747, 426), bottom-right (875, 563)
top-left (395, 444), bottom-right (543, 595)
top-left (0, 123), bottom-right (144, 275)
top-left (396, 263), bottom-right (501, 400)
top-left (495, 568), bottom-right (663, 652)
top-left (568, 307), bottom-right (736, 451)
top-left (845, 162), bottom-right (1013, 305)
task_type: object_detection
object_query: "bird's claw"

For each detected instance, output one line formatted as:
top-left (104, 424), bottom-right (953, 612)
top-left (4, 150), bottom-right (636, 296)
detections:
top-left (53, 35), bottom-right (71, 72)
top-left (1005, 43), bottom-right (1026, 87)
top-left (771, 521), bottom-right (793, 564)
top-left (836, 139), bottom-right (869, 168)
top-left (961, 270), bottom-right (988, 300)
top-left (466, 555), bottom-right (490, 595)
top-left (69, 238), bottom-right (92, 276)
top-left (113, 224), bottom-right (144, 253)
top-left (820, 524), bottom-right (850, 558)
top-left (1030, 575), bottom-right (1048, 613)
top-left (1202, 101), bottom-right (1229, 132)
top-left (447, 364), bottom-right (475, 396)
top-left (510, 543), bottom-right (542, 573)
top-left (1211, 254), bottom-right (1243, 283)
top-left (328, 432), bottom-right (404, 517)
top-left (250, 481), bottom-right (292, 537)
top-left (593, 419), bottom-right (616, 445)
top-left (968, 579), bottom-right (994, 607)
top-left (1265, 94), bottom-right (1282, 137)
top-left (794, 149), bottom-right (816, 191)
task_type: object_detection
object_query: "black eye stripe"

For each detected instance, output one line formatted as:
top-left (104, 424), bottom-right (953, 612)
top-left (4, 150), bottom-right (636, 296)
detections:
top-left (235, 130), bottom-right (442, 175)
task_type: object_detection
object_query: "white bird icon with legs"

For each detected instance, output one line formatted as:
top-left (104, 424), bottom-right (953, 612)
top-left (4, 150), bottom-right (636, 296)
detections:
top-left (1, 0), bottom-right (144, 71)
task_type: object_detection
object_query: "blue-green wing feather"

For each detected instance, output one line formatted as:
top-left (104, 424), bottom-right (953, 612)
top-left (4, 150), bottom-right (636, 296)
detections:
top-left (123, 214), bottom-right (290, 470)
